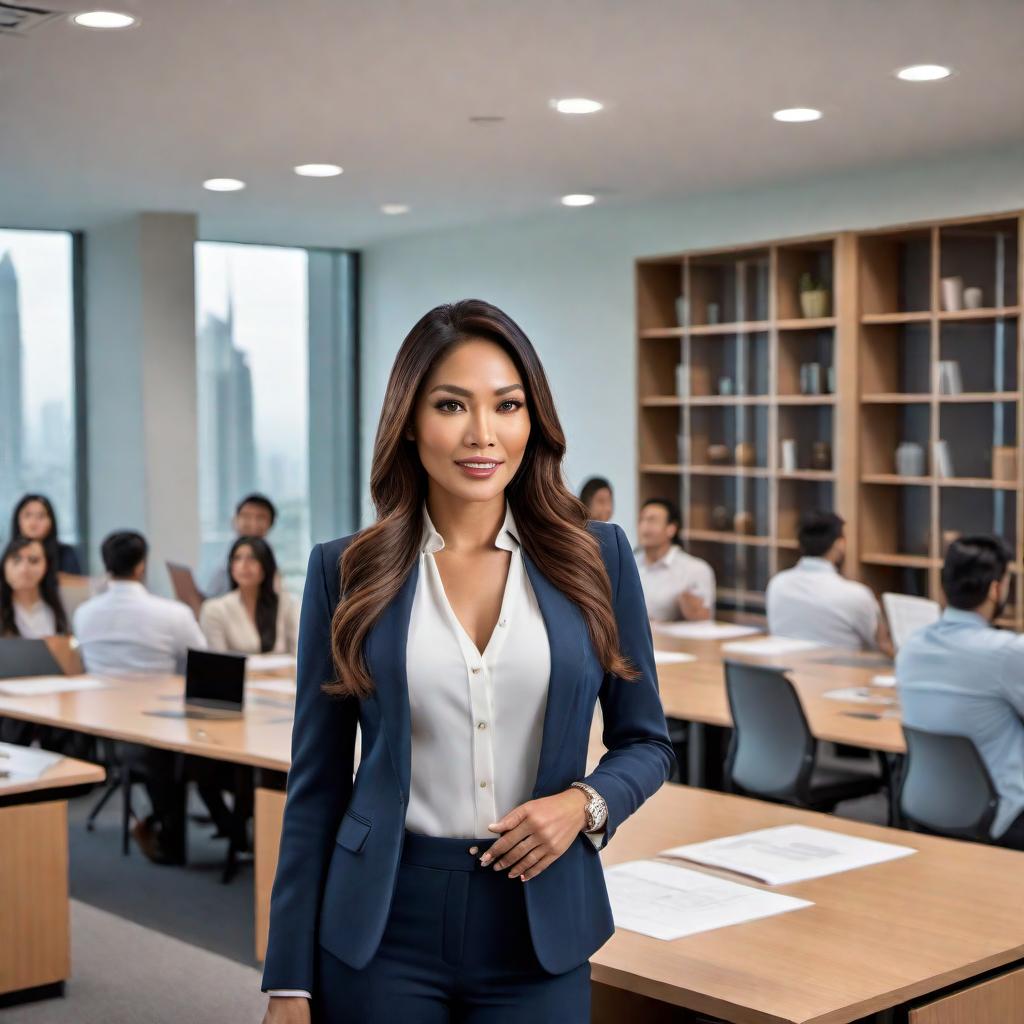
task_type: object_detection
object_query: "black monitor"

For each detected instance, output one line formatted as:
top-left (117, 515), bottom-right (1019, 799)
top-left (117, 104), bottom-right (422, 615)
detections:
top-left (184, 649), bottom-right (246, 711)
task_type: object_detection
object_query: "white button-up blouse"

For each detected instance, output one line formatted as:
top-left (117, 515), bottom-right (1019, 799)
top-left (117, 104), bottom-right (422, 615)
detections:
top-left (405, 501), bottom-right (551, 838)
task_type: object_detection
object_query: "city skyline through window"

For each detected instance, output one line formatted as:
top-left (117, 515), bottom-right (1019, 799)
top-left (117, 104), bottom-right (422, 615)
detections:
top-left (0, 229), bottom-right (78, 550)
top-left (195, 241), bottom-right (310, 595)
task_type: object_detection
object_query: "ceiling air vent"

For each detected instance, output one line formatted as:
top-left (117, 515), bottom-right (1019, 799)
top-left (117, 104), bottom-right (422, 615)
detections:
top-left (0, 2), bottom-right (61, 36)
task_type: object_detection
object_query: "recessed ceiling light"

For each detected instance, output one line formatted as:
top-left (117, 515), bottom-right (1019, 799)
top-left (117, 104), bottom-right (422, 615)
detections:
top-left (772, 107), bottom-right (823, 123)
top-left (203, 178), bottom-right (246, 192)
top-left (72, 10), bottom-right (136, 28)
top-left (561, 194), bottom-right (596, 207)
top-left (381, 204), bottom-right (410, 215)
top-left (896, 64), bottom-right (953, 82)
top-left (294, 164), bottom-right (343, 177)
top-left (553, 98), bottom-right (603, 115)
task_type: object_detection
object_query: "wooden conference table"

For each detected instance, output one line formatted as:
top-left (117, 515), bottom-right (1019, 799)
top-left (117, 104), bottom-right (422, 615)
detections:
top-left (0, 751), bottom-right (106, 1004)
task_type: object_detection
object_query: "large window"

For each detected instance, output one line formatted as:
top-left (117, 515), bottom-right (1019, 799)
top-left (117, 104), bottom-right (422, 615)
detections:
top-left (0, 229), bottom-right (79, 550)
top-left (195, 242), bottom-right (359, 595)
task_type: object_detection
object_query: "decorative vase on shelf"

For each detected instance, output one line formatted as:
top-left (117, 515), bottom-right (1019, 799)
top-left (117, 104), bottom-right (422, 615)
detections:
top-left (811, 441), bottom-right (832, 471)
top-left (711, 505), bottom-right (731, 532)
top-left (895, 442), bottom-right (925, 477)
top-left (964, 286), bottom-right (984, 310)
top-left (707, 443), bottom-right (731, 466)
top-left (798, 272), bottom-right (830, 318)
top-left (675, 295), bottom-right (690, 328)
top-left (733, 511), bottom-right (755, 535)
top-left (940, 276), bottom-right (964, 312)
top-left (734, 442), bottom-right (756, 467)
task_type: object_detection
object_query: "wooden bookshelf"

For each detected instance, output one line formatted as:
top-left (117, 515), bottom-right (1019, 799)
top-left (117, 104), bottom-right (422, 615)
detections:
top-left (636, 233), bottom-right (849, 616)
top-left (637, 211), bottom-right (1024, 626)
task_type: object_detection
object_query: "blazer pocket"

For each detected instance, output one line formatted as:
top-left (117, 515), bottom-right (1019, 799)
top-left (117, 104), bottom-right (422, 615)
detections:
top-left (335, 810), bottom-right (371, 853)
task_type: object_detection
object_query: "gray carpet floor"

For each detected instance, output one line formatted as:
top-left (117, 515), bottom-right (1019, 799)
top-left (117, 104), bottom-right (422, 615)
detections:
top-left (66, 782), bottom-right (258, 966)
top-left (4, 901), bottom-right (267, 1024)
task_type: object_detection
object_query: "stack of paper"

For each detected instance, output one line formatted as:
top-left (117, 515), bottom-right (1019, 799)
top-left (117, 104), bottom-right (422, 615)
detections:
top-left (660, 825), bottom-right (915, 885)
top-left (882, 593), bottom-right (940, 651)
top-left (0, 676), bottom-right (110, 697)
top-left (0, 742), bottom-right (64, 782)
top-left (721, 636), bottom-right (824, 657)
top-left (822, 687), bottom-right (897, 705)
top-left (653, 650), bottom-right (698, 666)
top-left (246, 653), bottom-right (297, 672)
top-left (604, 859), bottom-right (812, 940)
top-left (653, 621), bottom-right (762, 641)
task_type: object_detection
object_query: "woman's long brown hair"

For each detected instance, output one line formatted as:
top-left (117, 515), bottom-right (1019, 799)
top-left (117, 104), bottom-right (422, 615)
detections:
top-left (327, 299), bottom-right (638, 698)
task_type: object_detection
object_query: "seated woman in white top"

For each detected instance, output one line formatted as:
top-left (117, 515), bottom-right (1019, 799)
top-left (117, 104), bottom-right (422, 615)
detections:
top-left (0, 536), bottom-right (69, 639)
top-left (199, 536), bottom-right (299, 655)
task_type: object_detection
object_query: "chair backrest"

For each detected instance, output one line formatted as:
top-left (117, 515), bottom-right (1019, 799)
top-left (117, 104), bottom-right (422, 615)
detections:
top-left (0, 637), bottom-right (65, 679)
top-left (724, 661), bottom-right (815, 800)
top-left (898, 726), bottom-right (998, 841)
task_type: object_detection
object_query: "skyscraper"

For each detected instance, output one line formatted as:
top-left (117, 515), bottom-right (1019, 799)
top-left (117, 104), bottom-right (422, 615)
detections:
top-left (197, 291), bottom-right (257, 538)
top-left (0, 250), bottom-right (24, 503)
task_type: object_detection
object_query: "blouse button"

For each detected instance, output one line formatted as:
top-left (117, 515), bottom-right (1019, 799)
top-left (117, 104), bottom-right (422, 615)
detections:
top-left (479, 780), bottom-right (487, 788)
top-left (498, 618), bottom-right (507, 627)
top-left (471, 666), bottom-right (481, 674)
top-left (477, 721), bottom-right (487, 730)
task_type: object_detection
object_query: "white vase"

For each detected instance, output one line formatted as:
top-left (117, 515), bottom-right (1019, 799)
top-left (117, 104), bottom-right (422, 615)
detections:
top-left (964, 286), bottom-right (983, 310)
top-left (940, 276), bottom-right (964, 312)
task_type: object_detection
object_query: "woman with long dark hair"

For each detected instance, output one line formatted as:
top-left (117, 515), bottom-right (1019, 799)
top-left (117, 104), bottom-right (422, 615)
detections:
top-left (0, 536), bottom-right (69, 638)
top-left (199, 537), bottom-right (298, 654)
top-left (260, 300), bottom-right (673, 1023)
top-left (9, 494), bottom-right (82, 576)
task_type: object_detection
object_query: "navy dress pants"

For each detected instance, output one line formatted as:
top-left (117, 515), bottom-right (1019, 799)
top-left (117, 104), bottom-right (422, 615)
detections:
top-left (313, 831), bottom-right (591, 1023)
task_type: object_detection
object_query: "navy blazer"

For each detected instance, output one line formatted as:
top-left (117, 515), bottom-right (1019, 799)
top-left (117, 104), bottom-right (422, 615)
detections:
top-left (261, 520), bottom-right (674, 991)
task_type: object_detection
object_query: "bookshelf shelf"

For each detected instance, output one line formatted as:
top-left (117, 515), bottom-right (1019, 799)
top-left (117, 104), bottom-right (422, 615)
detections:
top-left (639, 211), bottom-right (1024, 626)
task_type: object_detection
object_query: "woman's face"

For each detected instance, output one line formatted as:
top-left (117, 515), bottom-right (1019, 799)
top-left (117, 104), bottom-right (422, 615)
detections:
top-left (231, 545), bottom-right (266, 589)
top-left (588, 487), bottom-right (614, 522)
top-left (5, 541), bottom-right (47, 592)
top-left (18, 501), bottom-right (52, 541)
top-left (409, 338), bottom-right (531, 506)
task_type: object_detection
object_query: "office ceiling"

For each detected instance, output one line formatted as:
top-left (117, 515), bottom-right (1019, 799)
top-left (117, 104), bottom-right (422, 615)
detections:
top-left (1, 0), bottom-right (1023, 247)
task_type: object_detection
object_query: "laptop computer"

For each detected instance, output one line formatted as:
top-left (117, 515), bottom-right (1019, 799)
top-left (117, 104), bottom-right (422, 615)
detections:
top-left (0, 637), bottom-right (65, 679)
top-left (146, 649), bottom-right (247, 720)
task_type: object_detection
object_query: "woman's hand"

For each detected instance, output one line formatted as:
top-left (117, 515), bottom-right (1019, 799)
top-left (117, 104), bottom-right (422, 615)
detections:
top-left (481, 788), bottom-right (589, 881)
top-left (261, 996), bottom-right (310, 1024)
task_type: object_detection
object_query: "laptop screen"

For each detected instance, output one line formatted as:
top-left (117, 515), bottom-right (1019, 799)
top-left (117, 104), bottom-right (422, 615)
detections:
top-left (185, 649), bottom-right (246, 710)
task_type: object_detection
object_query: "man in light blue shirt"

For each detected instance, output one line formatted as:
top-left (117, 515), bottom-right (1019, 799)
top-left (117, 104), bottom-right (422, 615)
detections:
top-left (896, 534), bottom-right (1024, 846)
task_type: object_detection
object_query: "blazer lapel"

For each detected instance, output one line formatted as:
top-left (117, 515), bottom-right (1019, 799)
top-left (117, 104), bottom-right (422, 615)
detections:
top-left (522, 550), bottom-right (588, 797)
top-left (364, 559), bottom-right (419, 804)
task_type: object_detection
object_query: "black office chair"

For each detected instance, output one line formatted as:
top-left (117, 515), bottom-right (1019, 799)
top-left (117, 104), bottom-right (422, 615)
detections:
top-left (897, 726), bottom-right (998, 843)
top-left (724, 661), bottom-right (883, 811)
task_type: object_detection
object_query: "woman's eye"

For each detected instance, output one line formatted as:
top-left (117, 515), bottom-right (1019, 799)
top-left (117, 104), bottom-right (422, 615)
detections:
top-left (435, 400), bottom-right (463, 413)
top-left (498, 400), bottom-right (523, 412)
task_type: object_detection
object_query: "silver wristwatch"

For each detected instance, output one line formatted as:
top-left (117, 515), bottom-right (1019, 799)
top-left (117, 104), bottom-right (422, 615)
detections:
top-left (570, 781), bottom-right (608, 833)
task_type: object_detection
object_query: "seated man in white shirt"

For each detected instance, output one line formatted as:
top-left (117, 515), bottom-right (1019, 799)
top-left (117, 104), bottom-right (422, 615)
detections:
top-left (73, 530), bottom-right (208, 863)
top-left (766, 509), bottom-right (893, 655)
top-left (636, 498), bottom-right (716, 621)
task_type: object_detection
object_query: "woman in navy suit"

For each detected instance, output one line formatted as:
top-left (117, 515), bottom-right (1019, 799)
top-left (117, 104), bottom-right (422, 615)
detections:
top-left (261, 300), bottom-right (673, 1024)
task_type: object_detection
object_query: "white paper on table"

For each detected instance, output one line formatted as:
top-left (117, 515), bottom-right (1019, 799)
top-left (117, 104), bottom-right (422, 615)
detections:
top-left (871, 674), bottom-right (897, 688)
top-left (0, 675), bottom-right (111, 697)
top-left (721, 636), bottom-right (824, 656)
top-left (247, 679), bottom-right (297, 696)
top-left (0, 741), bottom-right (64, 781)
top-left (653, 621), bottom-right (762, 641)
top-left (603, 859), bottom-right (812, 940)
top-left (882, 593), bottom-right (940, 652)
top-left (654, 650), bottom-right (698, 666)
top-left (246, 654), bottom-right (297, 672)
top-left (660, 825), bottom-right (915, 885)
top-left (822, 686), bottom-right (897, 705)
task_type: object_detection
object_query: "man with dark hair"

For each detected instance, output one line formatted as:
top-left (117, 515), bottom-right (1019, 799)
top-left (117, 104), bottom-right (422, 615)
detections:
top-left (636, 498), bottom-right (715, 621)
top-left (766, 509), bottom-right (892, 654)
top-left (897, 534), bottom-right (1024, 848)
top-left (205, 493), bottom-right (278, 597)
top-left (73, 530), bottom-right (207, 863)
